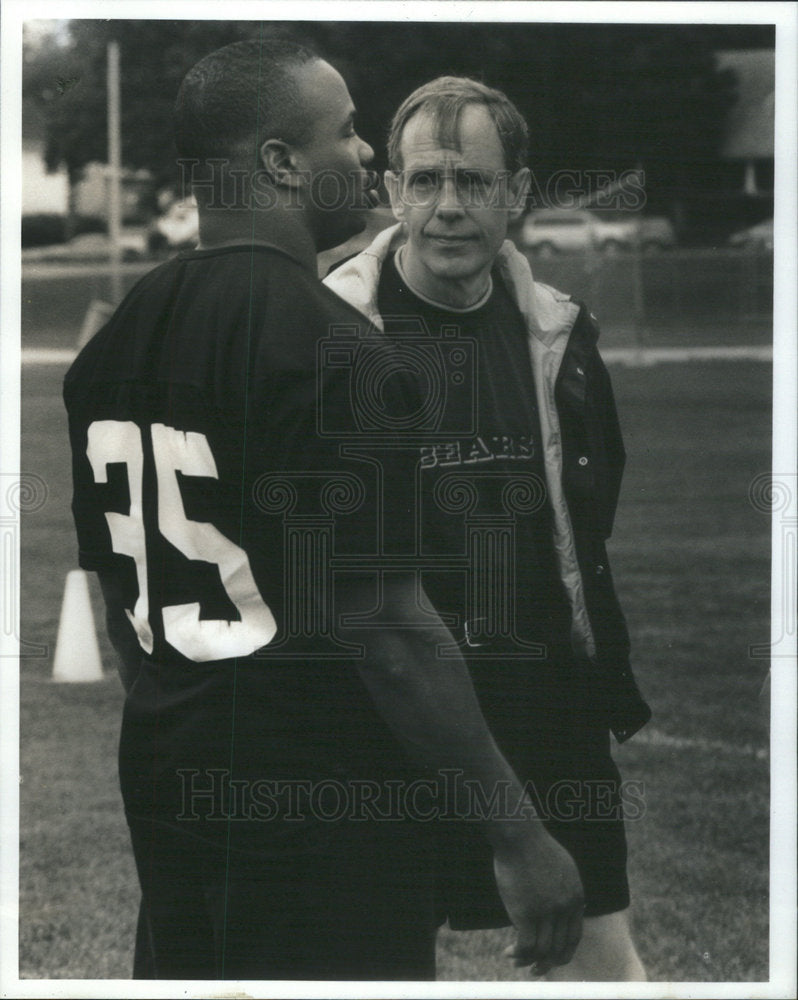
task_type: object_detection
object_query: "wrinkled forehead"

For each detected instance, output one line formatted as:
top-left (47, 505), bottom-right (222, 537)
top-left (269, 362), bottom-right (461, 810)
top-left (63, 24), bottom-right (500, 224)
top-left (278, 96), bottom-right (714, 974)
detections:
top-left (398, 104), bottom-right (505, 169)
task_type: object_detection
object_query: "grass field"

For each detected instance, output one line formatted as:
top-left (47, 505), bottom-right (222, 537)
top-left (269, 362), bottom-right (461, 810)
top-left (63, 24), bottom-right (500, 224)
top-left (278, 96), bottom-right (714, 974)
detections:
top-left (16, 285), bottom-right (772, 982)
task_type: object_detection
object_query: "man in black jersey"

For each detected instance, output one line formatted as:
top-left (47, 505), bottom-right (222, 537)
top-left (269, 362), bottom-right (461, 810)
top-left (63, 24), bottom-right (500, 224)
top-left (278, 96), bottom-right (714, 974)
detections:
top-left (64, 42), bottom-right (584, 980)
top-left (325, 76), bottom-right (651, 980)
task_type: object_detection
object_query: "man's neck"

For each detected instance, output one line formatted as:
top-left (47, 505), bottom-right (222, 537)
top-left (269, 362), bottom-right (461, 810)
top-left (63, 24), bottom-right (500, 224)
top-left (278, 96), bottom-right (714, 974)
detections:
top-left (398, 245), bottom-right (492, 310)
top-left (196, 203), bottom-right (318, 273)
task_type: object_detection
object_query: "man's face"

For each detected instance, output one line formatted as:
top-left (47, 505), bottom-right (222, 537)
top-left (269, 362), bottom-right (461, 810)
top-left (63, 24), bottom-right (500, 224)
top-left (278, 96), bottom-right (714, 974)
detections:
top-left (288, 60), bottom-right (376, 251)
top-left (386, 105), bottom-right (529, 293)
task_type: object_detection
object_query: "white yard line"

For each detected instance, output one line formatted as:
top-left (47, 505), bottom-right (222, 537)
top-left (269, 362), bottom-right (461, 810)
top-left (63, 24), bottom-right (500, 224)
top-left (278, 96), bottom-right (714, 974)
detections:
top-left (21, 348), bottom-right (79, 366)
top-left (22, 345), bottom-right (774, 367)
top-left (602, 345), bottom-right (772, 365)
top-left (22, 261), bottom-right (152, 281)
top-left (632, 726), bottom-right (768, 761)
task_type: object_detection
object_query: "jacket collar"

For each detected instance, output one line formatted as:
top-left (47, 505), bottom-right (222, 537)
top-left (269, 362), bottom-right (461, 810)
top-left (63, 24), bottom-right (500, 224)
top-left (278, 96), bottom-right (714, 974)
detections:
top-left (323, 223), bottom-right (580, 349)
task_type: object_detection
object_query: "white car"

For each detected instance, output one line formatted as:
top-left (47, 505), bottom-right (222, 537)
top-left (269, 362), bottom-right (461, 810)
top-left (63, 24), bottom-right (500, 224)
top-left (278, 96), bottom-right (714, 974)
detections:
top-left (147, 197), bottom-right (199, 254)
top-left (727, 218), bottom-right (773, 251)
top-left (520, 207), bottom-right (676, 255)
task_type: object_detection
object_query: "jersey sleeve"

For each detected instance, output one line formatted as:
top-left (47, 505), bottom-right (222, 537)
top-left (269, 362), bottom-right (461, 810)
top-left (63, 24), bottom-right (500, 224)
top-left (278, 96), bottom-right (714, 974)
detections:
top-left (64, 403), bottom-right (127, 572)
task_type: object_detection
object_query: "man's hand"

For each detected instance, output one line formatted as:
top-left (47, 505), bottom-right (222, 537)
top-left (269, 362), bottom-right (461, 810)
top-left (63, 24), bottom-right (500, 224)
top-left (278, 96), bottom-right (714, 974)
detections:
top-left (493, 824), bottom-right (584, 974)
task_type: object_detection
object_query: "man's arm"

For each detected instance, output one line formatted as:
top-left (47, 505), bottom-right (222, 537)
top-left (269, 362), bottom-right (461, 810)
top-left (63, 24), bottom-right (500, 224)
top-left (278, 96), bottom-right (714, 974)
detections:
top-left (339, 574), bottom-right (584, 972)
top-left (97, 569), bottom-right (142, 694)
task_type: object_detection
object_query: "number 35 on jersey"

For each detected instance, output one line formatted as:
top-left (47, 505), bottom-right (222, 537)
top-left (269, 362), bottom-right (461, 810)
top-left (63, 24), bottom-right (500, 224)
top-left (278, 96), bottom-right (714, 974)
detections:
top-left (87, 420), bottom-right (277, 662)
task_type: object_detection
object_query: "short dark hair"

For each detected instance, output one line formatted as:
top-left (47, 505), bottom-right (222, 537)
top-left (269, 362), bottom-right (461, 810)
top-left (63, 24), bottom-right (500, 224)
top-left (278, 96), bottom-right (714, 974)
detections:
top-left (174, 37), bottom-right (319, 169)
top-left (387, 76), bottom-right (528, 174)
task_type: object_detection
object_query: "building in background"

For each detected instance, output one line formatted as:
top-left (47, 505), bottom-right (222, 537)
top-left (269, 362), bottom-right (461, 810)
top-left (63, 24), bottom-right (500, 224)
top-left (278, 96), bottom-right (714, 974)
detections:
top-left (71, 162), bottom-right (153, 223)
top-left (716, 49), bottom-right (775, 201)
top-left (22, 96), bottom-right (153, 243)
top-left (21, 98), bottom-right (69, 216)
top-left (677, 49), bottom-right (775, 242)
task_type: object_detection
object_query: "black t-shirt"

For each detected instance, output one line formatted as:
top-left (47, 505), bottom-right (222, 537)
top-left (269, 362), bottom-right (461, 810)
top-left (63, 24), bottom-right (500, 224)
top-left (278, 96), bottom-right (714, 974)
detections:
top-left (64, 243), bottom-right (425, 839)
top-left (376, 252), bottom-right (574, 666)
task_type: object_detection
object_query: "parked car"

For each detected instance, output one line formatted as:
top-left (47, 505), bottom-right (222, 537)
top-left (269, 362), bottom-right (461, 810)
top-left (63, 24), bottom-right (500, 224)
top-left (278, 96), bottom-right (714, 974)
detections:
top-left (520, 207), bottom-right (676, 255)
top-left (147, 196), bottom-right (199, 254)
top-left (727, 218), bottom-right (773, 251)
top-left (634, 215), bottom-right (678, 252)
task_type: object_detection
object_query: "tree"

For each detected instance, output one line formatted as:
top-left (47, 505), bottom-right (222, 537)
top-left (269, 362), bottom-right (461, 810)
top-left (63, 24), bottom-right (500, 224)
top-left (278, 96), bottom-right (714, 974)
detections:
top-left (24, 19), bottom-right (767, 221)
top-left (24, 20), bottom-right (262, 194)
top-left (315, 22), bottom-right (743, 215)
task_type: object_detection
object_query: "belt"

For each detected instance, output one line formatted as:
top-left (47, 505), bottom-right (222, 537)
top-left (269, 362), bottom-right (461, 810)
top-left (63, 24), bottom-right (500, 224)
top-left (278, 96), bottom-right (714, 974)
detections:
top-left (463, 617), bottom-right (489, 648)
top-left (462, 618), bottom-right (551, 659)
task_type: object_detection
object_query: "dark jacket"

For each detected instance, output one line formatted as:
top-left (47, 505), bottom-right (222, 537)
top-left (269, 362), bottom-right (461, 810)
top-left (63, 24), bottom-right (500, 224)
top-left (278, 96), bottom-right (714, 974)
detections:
top-left (557, 305), bottom-right (651, 741)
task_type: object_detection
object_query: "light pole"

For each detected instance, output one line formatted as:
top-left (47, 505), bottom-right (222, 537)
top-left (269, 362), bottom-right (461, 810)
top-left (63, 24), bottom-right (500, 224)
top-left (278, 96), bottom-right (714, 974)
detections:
top-left (107, 39), bottom-right (122, 304)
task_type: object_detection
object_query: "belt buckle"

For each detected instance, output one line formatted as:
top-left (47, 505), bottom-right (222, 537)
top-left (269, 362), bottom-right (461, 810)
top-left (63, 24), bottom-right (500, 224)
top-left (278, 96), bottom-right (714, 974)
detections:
top-left (464, 617), bottom-right (488, 648)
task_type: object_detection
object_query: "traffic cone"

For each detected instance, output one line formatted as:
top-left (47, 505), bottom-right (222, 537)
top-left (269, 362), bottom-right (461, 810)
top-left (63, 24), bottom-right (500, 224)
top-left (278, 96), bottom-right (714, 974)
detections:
top-left (52, 569), bottom-right (104, 682)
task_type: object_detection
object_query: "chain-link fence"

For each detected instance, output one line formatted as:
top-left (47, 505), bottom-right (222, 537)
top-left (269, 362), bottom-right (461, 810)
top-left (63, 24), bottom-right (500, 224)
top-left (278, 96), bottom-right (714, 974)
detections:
top-left (22, 247), bottom-right (773, 352)
top-left (525, 248), bottom-right (773, 347)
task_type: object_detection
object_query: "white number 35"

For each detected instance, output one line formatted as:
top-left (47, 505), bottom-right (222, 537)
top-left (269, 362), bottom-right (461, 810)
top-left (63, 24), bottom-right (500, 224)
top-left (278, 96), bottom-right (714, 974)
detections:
top-left (87, 420), bottom-right (277, 662)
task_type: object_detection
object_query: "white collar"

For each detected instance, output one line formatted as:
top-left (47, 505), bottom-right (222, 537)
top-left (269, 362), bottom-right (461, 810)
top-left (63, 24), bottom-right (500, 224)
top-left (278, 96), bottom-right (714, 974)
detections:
top-left (394, 246), bottom-right (493, 313)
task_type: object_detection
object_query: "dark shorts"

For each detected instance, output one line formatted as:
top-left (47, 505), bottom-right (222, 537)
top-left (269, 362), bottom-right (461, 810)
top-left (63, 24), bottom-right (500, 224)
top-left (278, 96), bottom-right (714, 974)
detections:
top-left (436, 653), bottom-right (632, 928)
top-left (129, 812), bottom-right (439, 980)
top-left (435, 728), bottom-right (631, 927)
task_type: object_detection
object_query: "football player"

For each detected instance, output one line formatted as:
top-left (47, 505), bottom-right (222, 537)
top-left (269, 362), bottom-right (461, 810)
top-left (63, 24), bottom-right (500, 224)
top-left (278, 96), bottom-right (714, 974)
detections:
top-left (65, 40), bottom-right (583, 979)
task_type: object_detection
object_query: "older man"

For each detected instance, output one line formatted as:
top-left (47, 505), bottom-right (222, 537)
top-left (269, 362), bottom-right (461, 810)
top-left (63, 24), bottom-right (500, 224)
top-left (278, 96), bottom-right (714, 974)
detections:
top-left (65, 43), bottom-right (585, 980)
top-left (325, 76), bottom-right (651, 981)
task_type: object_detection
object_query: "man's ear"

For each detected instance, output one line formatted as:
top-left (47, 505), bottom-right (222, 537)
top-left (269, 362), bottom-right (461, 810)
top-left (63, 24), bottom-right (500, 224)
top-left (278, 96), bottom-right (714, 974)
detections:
top-left (259, 138), bottom-right (307, 188)
top-left (384, 170), bottom-right (405, 222)
top-left (507, 167), bottom-right (531, 222)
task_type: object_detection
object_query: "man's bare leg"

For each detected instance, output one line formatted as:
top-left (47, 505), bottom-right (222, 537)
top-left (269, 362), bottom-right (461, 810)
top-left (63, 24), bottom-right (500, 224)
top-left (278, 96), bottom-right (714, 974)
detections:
top-left (544, 909), bottom-right (646, 981)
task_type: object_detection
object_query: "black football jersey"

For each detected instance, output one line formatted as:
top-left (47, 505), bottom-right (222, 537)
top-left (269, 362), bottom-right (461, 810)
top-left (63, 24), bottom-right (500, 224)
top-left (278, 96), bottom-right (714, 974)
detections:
top-left (65, 244), bottom-right (420, 662)
top-left (64, 243), bottom-right (425, 832)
